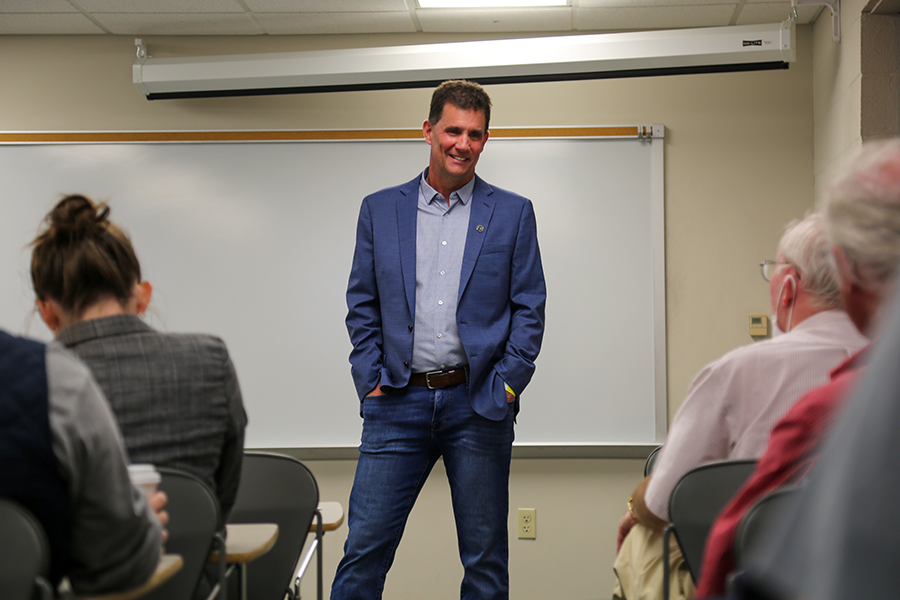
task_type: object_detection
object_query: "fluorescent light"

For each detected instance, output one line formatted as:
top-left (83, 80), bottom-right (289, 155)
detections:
top-left (418, 0), bottom-right (567, 7)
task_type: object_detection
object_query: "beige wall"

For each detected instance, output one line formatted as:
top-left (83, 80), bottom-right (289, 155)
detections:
top-left (810, 0), bottom-right (899, 210)
top-left (811, 0), bottom-right (866, 197)
top-left (1, 26), bottom-right (819, 599)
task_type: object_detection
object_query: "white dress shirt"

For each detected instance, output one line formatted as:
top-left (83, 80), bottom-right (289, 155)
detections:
top-left (644, 309), bottom-right (868, 520)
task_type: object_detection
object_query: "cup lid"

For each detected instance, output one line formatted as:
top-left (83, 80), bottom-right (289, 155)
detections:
top-left (128, 463), bottom-right (161, 484)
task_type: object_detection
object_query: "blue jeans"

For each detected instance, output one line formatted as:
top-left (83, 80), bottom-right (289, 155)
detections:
top-left (331, 383), bottom-right (515, 600)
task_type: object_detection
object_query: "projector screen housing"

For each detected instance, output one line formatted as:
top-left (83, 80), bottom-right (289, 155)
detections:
top-left (133, 21), bottom-right (795, 100)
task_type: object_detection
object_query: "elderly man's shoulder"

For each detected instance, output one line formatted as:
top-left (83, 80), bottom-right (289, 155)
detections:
top-left (703, 335), bottom-right (796, 372)
top-left (710, 311), bottom-right (864, 370)
top-left (693, 336), bottom-right (824, 389)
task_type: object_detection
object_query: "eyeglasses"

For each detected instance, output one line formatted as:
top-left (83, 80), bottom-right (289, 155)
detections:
top-left (760, 260), bottom-right (790, 282)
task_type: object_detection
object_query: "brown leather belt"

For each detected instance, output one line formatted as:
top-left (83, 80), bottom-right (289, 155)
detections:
top-left (408, 369), bottom-right (467, 389)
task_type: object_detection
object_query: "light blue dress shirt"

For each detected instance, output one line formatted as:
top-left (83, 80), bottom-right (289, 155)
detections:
top-left (410, 170), bottom-right (474, 373)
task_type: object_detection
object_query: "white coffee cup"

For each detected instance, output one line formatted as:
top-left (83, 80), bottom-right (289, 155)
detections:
top-left (128, 463), bottom-right (161, 498)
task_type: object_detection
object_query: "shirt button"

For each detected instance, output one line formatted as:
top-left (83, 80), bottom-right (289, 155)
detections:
top-left (438, 300), bottom-right (443, 306)
top-left (440, 271), bottom-right (445, 276)
top-left (441, 241), bottom-right (447, 246)
top-left (437, 333), bottom-right (443, 338)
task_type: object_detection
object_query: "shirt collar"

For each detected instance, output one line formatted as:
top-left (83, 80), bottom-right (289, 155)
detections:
top-left (419, 169), bottom-right (476, 207)
top-left (56, 314), bottom-right (152, 347)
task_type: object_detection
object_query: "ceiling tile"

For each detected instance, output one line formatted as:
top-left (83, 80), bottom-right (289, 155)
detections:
top-left (255, 12), bottom-right (417, 34)
top-left (417, 7), bottom-right (572, 32)
top-left (574, 5), bottom-right (736, 29)
top-left (95, 13), bottom-right (261, 35)
top-left (0, 0), bottom-right (823, 36)
top-left (77, 0), bottom-right (245, 12)
top-left (245, 0), bottom-right (410, 11)
top-left (736, 2), bottom-right (818, 24)
top-left (0, 0), bottom-right (78, 12)
top-left (0, 13), bottom-right (105, 33)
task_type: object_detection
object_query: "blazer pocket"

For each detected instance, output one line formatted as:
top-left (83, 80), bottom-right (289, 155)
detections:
top-left (475, 247), bottom-right (513, 281)
top-left (481, 243), bottom-right (513, 255)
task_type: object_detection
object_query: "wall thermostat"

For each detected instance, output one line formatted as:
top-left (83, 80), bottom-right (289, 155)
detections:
top-left (749, 313), bottom-right (769, 338)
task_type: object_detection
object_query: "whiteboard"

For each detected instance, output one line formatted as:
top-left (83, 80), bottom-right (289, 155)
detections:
top-left (0, 129), bottom-right (666, 453)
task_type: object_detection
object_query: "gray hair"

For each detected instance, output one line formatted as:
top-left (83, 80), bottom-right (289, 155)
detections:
top-left (777, 214), bottom-right (842, 308)
top-left (821, 138), bottom-right (900, 297)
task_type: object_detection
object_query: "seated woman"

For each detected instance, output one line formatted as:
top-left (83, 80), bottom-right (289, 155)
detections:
top-left (30, 194), bottom-right (248, 523)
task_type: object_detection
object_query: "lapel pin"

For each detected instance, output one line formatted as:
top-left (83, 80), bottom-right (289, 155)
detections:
top-left (476, 224), bottom-right (484, 233)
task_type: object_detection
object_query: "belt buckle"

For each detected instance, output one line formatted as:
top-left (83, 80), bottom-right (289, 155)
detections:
top-left (425, 370), bottom-right (444, 390)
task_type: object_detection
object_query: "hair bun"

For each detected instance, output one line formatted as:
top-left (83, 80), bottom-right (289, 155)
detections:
top-left (47, 195), bottom-right (111, 242)
top-left (31, 194), bottom-right (142, 316)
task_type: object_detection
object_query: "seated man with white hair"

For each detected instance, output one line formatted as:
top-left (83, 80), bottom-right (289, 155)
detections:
top-left (614, 214), bottom-right (867, 600)
top-left (695, 137), bottom-right (900, 598)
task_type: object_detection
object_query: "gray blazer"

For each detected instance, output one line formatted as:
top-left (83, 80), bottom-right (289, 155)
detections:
top-left (57, 314), bottom-right (247, 521)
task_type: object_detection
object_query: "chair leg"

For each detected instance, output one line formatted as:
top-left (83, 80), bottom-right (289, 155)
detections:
top-left (662, 524), bottom-right (675, 600)
top-left (316, 509), bottom-right (324, 600)
top-left (292, 537), bottom-right (319, 600)
top-left (206, 532), bottom-right (229, 600)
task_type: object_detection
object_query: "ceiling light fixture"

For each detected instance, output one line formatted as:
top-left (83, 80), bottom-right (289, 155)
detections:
top-left (418, 0), bottom-right (567, 7)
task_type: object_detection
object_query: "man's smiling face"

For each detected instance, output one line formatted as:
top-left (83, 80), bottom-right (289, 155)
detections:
top-left (423, 103), bottom-right (489, 196)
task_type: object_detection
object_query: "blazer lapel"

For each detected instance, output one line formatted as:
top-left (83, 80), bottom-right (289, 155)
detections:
top-left (458, 176), bottom-right (495, 301)
top-left (397, 175), bottom-right (420, 314)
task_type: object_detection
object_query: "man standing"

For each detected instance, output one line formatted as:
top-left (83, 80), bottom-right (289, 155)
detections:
top-left (613, 215), bottom-right (867, 600)
top-left (334, 80), bottom-right (546, 600)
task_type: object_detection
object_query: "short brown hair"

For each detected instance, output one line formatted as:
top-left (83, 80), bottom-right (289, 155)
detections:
top-left (428, 80), bottom-right (492, 131)
top-left (30, 195), bottom-right (141, 318)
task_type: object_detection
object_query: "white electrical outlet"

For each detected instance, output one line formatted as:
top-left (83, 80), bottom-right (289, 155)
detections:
top-left (518, 508), bottom-right (536, 539)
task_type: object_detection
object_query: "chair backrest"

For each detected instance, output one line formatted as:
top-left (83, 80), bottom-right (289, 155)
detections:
top-left (228, 452), bottom-right (319, 600)
top-left (734, 485), bottom-right (801, 568)
top-left (142, 467), bottom-right (221, 600)
top-left (0, 498), bottom-right (52, 600)
top-left (644, 445), bottom-right (663, 476)
top-left (668, 459), bottom-right (757, 582)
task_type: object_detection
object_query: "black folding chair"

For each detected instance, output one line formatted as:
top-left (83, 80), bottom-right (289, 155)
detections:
top-left (143, 467), bottom-right (225, 600)
top-left (644, 445), bottom-right (663, 476)
top-left (734, 485), bottom-right (801, 568)
top-left (662, 459), bottom-right (757, 600)
top-left (228, 452), bottom-right (320, 600)
top-left (0, 498), bottom-right (53, 600)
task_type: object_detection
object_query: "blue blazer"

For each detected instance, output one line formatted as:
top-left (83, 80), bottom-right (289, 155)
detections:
top-left (346, 173), bottom-right (546, 421)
